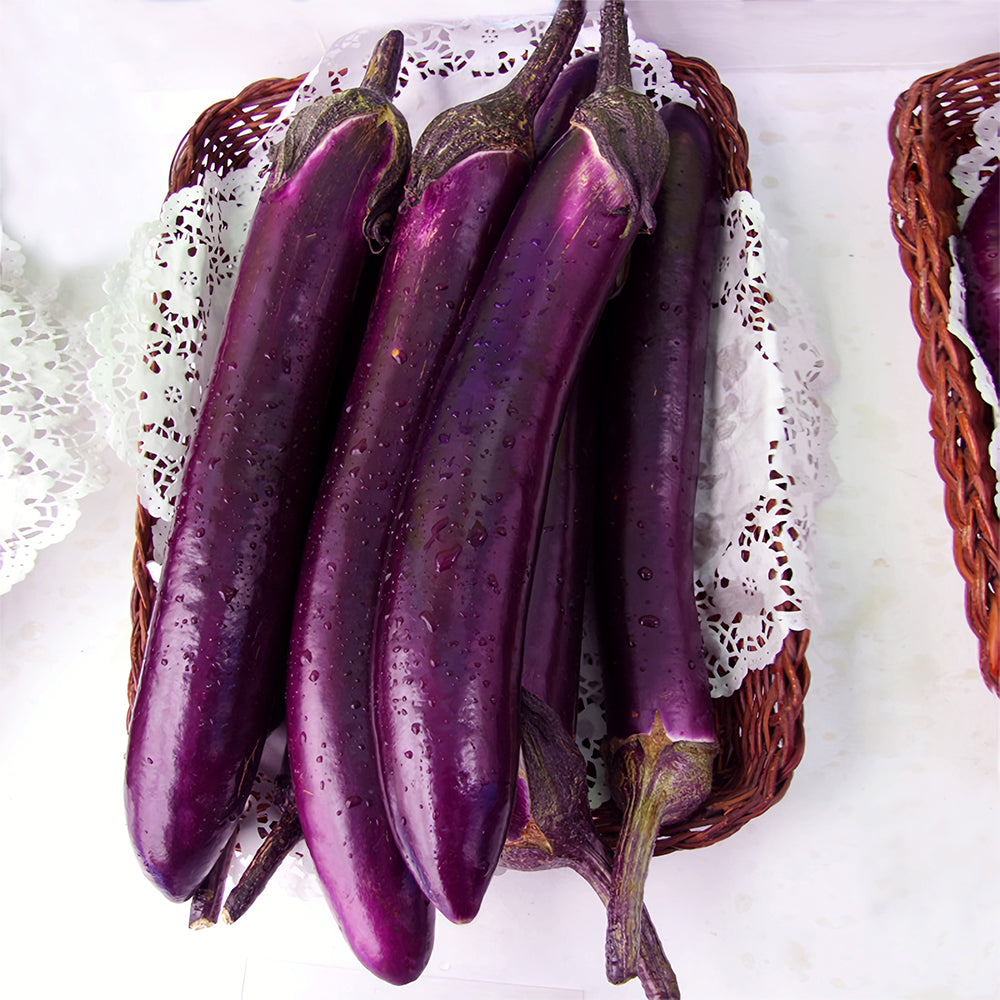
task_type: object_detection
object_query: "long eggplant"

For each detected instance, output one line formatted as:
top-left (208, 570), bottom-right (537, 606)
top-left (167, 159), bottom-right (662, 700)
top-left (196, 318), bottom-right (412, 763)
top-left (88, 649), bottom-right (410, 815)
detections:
top-left (592, 100), bottom-right (722, 983)
top-left (371, 0), bottom-right (669, 926)
top-left (511, 55), bottom-right (600, 739)
top-left (285, 1), bottom-right (585, 981)
top-left (501, 371), bottom-right (688, 1000)
top-left (123, 32), bottom-right (411, 904)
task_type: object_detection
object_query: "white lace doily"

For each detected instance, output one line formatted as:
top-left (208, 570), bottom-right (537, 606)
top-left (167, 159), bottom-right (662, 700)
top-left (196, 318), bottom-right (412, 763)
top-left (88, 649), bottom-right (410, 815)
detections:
top-left (0, 235), bottom-right (109, 595)
top-left (949, 99), bottom-right (999, 516)
top-left (83, 15), bottom-right (834, 838)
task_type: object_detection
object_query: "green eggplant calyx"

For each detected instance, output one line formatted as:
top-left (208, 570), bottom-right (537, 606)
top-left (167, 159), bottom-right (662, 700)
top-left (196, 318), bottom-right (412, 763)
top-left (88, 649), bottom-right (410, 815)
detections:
top-left (268, 30), bottom-right (411, 250)
top-left (403, 99), bottom-right (533, 207)
top-left (499, 690), bottom-right (682, 999)
top-left (604, 716), bottom-right (717, 984)
top-left (274, 29), bottom-right (406, 183)
top-left (403, 1), bottom-right (585, 204)
top-left (572, 0), bottom-right (669, 236)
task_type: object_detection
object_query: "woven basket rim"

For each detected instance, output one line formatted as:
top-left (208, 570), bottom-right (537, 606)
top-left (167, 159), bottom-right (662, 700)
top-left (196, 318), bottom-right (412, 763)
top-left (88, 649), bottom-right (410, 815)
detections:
top-left (887, 51), bottom-right (1000, 696)
top-left (128, 45), bottom-right (810, 856)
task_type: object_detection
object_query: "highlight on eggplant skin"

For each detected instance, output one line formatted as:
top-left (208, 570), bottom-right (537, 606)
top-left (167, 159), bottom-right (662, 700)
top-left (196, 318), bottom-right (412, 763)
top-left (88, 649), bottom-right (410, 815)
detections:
top-left (370, 0), bottom-right (668, 928)
top-left (532, 51), bottom-right (600, 161)
top-left (123, 29), bottom-right (411, 905)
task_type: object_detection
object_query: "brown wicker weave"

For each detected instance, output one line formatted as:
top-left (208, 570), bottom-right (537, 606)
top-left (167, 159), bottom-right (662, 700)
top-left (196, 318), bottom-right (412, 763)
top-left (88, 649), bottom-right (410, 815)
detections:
top-left (128, 50), bottom-right (810, 855)
top-left (888, 53), bottom-right (1000, 697)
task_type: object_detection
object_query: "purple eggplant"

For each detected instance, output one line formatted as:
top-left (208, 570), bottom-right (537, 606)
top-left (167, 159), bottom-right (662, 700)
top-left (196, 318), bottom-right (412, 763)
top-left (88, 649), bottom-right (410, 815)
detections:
top-left (592, 100), bottom-right (722, 983)
top-left (502, 358), bottom-right (684, 1000)
top-left (509, 54), bottom-right (603, 766)
top-left (956, 167), bottom-right (999, 390)
top-left (285, 1), bottom-right (585, 980)
top-left (513, 49), bottom-right (601, 739)
top-left (371, 0), bottom-right (669, 926)
top-left (123, 32), bottom-right (411, 904)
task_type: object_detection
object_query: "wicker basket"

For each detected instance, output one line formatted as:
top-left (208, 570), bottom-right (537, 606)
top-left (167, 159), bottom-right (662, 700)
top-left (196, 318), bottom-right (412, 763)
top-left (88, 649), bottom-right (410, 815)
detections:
top-left (888, 53), bottom-right (1000, 697)
top-left (128, 51), bottom-right (810, 861)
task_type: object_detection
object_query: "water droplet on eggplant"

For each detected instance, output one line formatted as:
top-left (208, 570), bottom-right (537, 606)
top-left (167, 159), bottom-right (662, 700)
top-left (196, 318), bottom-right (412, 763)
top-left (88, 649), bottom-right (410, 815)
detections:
top-left (435, 544), bottom-right (461, 571)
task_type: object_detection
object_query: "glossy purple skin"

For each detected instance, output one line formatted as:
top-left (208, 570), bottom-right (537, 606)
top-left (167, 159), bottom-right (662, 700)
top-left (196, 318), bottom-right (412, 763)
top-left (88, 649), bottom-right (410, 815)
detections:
top-left (957, 167), bottom-right (999, 389)
top-left (532, 53), bottom-right (599, 160)
top-left (594, 101), bottom-right (721, 745)
top-left (286, 150), bottom-right (530, 983)
top-left (124, 113), bottom-right (403, 904)
top-left (372, 125), bottom-right (642, 925)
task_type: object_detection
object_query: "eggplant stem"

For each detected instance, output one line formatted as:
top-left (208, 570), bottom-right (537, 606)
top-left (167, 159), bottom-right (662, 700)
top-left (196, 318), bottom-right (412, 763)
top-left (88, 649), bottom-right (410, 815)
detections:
top-left (570, 0), bottom-right (667, 237)
top-left (221, 794), bottom-right (303, 925)
top-left (403, 1), bottom-right (584, 203)
top-left (502, 690), bottom-right (682, 999)
top-left (595, 0), bottom-right (631, 93)
top-left (506, 1), bottom-right (586, 115)
top-left (565, 846), bottom-right (680, 1000)
top-left (605, 723), bottom-right (716, 983)
top-left (360, 29), bottom-right (405, 99)
top-left (188, 826), bottom-right (239, 929)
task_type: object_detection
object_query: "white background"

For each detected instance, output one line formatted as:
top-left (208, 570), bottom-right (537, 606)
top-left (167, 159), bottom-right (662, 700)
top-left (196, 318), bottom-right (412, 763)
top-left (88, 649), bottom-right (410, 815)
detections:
top-left (2, 2), bottom-right (999, 999)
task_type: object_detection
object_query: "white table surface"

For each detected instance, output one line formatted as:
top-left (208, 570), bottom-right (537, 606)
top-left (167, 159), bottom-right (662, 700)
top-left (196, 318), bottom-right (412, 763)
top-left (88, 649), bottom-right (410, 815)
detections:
top-left (2, 2), bottom-right (998, 999)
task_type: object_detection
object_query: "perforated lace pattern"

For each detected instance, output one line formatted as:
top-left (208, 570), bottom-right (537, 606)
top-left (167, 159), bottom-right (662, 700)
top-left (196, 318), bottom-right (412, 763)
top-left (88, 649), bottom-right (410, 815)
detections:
top-left (1, 237), bottom-right (109, 594)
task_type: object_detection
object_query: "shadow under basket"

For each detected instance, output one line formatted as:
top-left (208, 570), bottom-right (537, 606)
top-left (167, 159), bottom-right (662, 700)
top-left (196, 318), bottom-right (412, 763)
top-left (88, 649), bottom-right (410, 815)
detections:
top-left (127, 53), bottom-right (810, 869)
top-left (888, 53), bottom-right (1000, 697)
